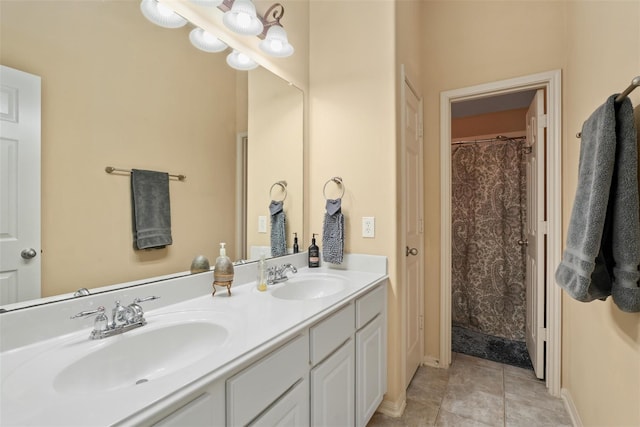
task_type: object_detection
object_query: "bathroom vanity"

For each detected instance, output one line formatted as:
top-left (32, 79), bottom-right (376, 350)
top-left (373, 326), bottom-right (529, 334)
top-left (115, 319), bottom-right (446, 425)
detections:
top-left (0, 254), bottom-right (387, 426)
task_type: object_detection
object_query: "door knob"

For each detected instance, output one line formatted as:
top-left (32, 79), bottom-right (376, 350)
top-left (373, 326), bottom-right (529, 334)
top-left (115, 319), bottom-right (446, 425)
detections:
top-left (406, 246), bottom-right (419, 256)
top-left (517, 240), bottom-right (528, 246)
top-left (21, 248), bottom-right (37, 259)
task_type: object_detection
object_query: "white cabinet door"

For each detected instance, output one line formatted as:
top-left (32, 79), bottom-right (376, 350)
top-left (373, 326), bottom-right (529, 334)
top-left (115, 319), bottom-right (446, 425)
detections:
top-left (356, 314), bottom-right (385, 427)
top-left (250, 378), bottom-right (309, 427)
top-left (310, 338), bottom-right (355, 427)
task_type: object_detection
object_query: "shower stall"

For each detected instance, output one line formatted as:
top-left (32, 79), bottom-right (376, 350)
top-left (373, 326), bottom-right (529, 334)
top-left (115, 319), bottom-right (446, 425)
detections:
top-left (450, 136), bottom-right (532, 368)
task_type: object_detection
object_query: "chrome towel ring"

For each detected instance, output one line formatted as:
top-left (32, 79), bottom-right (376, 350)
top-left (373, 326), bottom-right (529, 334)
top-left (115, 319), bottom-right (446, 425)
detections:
top-left (323, 177), bottom-right (345, 200)
top-left (269, 180), bottom-right (288, 202)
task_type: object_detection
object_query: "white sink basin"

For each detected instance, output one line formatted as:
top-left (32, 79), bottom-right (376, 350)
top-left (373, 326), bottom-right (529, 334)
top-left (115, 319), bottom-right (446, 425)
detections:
top-left (53, 320), bottom-right (228, 394)
top-left (271, 274), bottom-right (349, 300)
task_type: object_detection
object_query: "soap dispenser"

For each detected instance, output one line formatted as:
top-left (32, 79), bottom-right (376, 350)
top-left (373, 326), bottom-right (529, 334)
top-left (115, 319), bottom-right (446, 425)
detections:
top-left (293, 232), bottom-right (299, 254)
top-left (212, 243), bottom-right (234, 296)
top-left (308, 233), bottom-right (320, 268)
top-left (257, 253), bottom-right (268, 292)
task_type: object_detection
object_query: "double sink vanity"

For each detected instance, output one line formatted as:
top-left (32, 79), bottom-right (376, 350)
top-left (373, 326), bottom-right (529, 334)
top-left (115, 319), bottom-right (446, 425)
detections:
top-left (0, 253), bottom-right (388, 426)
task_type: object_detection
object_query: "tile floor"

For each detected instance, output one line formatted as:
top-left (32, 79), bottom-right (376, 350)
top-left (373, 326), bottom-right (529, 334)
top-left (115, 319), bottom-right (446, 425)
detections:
top-left (367, 352), bottom-right (573, 427)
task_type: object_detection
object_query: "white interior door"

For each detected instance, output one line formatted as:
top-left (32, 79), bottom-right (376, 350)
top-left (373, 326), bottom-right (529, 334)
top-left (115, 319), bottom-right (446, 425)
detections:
top-left (524, 88), bottom-right (546, 379)
top-left (403, 75), bottom-right (424, 386)
top-left (0, 65), bottom-right (41, 305)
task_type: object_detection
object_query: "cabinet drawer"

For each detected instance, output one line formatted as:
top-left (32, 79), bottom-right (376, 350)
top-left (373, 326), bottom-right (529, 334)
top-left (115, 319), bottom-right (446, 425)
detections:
top-left (310, 303), bottom-right (355, 365)
top-left (227, 334), bottom-right (308, 426)
top-left (356, 284), bottom-right (385, 329)
top-left (249, 378), bottom-right (309, 427)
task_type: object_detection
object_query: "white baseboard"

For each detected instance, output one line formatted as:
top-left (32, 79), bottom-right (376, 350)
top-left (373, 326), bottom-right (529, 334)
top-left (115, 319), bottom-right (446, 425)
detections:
top-left (377, 392), bottom-right (406, 418)
top-left (561, 388), bottom-right (582, 427)
top-left (423, 355), bottom-right (442, 368)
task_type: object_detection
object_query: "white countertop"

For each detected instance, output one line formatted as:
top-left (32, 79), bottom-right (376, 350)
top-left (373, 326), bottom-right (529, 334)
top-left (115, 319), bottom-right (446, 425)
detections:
top-left (0, 254), bottom-right (387, 426)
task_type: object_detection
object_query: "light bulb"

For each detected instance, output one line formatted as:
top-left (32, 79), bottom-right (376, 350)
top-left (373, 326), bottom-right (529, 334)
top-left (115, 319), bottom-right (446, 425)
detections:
top-left (156, 2), bottom-right (173, 17)
top-left (237, 12), bottom-right (251, 28)
top-left (271, 40), bottom-right (283, 52)
top-left (202, 31), bottom-right (217, 43)
top-left (237, 52), bottom-right (250, 64)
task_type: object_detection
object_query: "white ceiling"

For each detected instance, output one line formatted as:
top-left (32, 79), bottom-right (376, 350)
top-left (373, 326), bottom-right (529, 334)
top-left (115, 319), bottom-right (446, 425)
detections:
top-left (451, 90), bottom-right (537, 118)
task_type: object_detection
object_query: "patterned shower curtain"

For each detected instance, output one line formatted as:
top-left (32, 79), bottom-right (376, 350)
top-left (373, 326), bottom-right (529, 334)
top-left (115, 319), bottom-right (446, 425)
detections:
top-left (451, 139), bottom-right (527, 341)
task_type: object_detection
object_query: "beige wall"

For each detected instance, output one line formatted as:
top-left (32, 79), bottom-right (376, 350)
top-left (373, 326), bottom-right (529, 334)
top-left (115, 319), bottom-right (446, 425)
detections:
top-left (421, 0), bottom-right (567, 371)
top-left (421, 1), bottom-right (640, 425)
top-left (562, 2), bottom-right (640, 425)
top-left (247, 68), bottom-right (304, 256)
top-left (1, 0), bottom-right (238, 296)
top-left (308, 0), bottom-right (400, 405)
top-left (452, 108), bottom-right (527, 139)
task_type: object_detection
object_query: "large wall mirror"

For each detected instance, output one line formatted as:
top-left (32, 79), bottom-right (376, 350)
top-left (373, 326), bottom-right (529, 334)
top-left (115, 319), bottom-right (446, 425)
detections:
top-left (0, 0), bottom-right (303, 311)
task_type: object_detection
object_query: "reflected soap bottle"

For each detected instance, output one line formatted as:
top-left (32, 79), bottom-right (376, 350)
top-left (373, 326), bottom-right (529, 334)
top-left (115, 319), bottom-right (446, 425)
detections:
top-left (257, 254), bottom-right (267, 292)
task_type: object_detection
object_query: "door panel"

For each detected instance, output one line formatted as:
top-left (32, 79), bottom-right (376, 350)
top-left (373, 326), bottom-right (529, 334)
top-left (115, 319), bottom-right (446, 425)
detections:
top-left (525, 89), bottom-right (546, 379)
top-left (403, 78), bottom-right (423, 386)
top-left (0, 66), bottom-right (41, 305)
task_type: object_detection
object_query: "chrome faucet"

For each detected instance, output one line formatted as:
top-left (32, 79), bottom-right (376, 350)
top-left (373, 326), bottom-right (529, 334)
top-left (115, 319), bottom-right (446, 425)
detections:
top-left (267, 263), bottom-right (298, 285)
top-left (71, 296), bottom-right (159, 340)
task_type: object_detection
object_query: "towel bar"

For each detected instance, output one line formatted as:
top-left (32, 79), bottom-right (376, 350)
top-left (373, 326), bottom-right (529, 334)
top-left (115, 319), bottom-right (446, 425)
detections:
top-left (269, 180), bottom-right (287, 202)
top-left (323, 177), bottom-right (345, 200)
top-left (577, 76), bottom-right (639, 139)
top-left (105, 166), bottom-right (186, 181)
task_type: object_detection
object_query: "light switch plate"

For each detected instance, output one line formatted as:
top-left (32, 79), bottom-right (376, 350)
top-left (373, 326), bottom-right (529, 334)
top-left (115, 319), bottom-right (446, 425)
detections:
top-left (258, 216), bottom-right (267, 233)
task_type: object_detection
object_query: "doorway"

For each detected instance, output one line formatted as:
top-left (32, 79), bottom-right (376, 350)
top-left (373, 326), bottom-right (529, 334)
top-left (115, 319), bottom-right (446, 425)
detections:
top-left (439, 70), bottom-right (562, 396)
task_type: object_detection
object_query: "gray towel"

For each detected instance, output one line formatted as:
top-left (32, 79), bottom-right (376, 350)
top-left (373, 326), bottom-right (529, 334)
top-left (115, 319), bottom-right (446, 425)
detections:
top-left (610, 98), bottom-right (640, 312)
top-left (131, 169), bottom-right (172, 250)
top-left (555, 96), bottom-right (617, 301)
top-left (322, 198), bottom-right (344, 264)
top-left (556, 95), bottom-right (640, 312)
top-left (270, 200), bottom-right (286, 257)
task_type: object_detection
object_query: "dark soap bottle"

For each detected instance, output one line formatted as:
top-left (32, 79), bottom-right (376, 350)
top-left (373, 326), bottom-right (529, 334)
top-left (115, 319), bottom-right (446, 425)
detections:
top-left (308, 233), bottom-right (320, 268)
top-left (293, 232), bottom-right (299, 254)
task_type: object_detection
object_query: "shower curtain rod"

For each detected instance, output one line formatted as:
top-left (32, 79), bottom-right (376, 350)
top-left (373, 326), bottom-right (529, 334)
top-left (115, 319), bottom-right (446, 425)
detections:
top-left (451, 135), bottom-right (525, 146)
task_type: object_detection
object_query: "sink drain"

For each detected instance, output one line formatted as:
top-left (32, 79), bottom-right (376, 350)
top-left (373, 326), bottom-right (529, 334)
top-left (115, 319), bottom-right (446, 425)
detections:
top-left (135, 379), bottom-right (149, 385)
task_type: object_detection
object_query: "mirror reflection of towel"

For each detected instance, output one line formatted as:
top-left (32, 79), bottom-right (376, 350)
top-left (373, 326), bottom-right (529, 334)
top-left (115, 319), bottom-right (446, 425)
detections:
top-left (131, 169), bottom-right (172, 250)
top-left (323, 198), bottom-right (344, 264)
top-left (270, 200), bottom-right (286, 257)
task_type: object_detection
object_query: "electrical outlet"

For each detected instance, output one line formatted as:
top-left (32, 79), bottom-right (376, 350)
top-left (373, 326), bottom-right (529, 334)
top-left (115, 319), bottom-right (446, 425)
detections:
top-left (258, 216), bottom-right (267, 233)
top-left (362, 217), bottom-right (375, 238)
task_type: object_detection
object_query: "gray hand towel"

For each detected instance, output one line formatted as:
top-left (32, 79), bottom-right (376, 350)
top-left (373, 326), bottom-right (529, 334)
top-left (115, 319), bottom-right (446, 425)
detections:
top-left (270, 200), bottom-right (287, 257)
top-left (610, 98), bottom-right (640, 312)
top-left (322, 198), bottom-right (344, 264)
top-left (131, 169), bottom-right (172, 250)
top-left (555, 96), bottom-right (617, 301)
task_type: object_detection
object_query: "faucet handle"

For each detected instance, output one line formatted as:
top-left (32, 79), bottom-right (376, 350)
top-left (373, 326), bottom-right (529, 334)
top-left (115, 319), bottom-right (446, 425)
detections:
top-left (133, 296), bottom-right (160, 304)
top-left (71, 306), bottom-right (106, 319)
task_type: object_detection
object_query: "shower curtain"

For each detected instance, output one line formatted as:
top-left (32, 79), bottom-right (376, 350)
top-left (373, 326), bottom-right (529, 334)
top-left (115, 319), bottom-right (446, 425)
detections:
top-left (451, 139), bottom-right (526, 341)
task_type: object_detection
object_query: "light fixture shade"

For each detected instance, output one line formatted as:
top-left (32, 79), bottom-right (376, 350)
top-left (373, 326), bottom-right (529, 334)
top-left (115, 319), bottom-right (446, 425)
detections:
top-left (259, 26), bottom-right (294, 57)
top-left (189, 0), bottom-right (224, 6)
top-left (140, 0), bottom-right (187, 28)
top-left (189, 28), bottom-right (228, 53)
top-left (226, 50), bottom-right (259, 71)
top-left (223, 0), bottom-right (264, 36)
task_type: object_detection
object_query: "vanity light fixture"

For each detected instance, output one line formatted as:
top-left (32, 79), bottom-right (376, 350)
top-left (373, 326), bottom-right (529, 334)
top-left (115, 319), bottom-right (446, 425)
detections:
top-left (140, 0), bottom-right (187, 28)
top-left (218, 1), bottom-right (294, 58)
top-left (189, 28), bottom-right (228, 53)
top-left (222, 0), bottom-right (264, 36)
top-left (226, 49), bottom-right (259, 70)
top-left (259, 24), bottom-right (293, 57)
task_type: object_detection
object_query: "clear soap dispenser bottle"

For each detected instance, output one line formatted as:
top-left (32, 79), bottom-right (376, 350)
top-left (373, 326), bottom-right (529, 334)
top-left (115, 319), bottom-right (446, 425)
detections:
top-left (212, 242), bottom-right (234, 296)
top-left (257, 253), bottom-right (267, 291)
